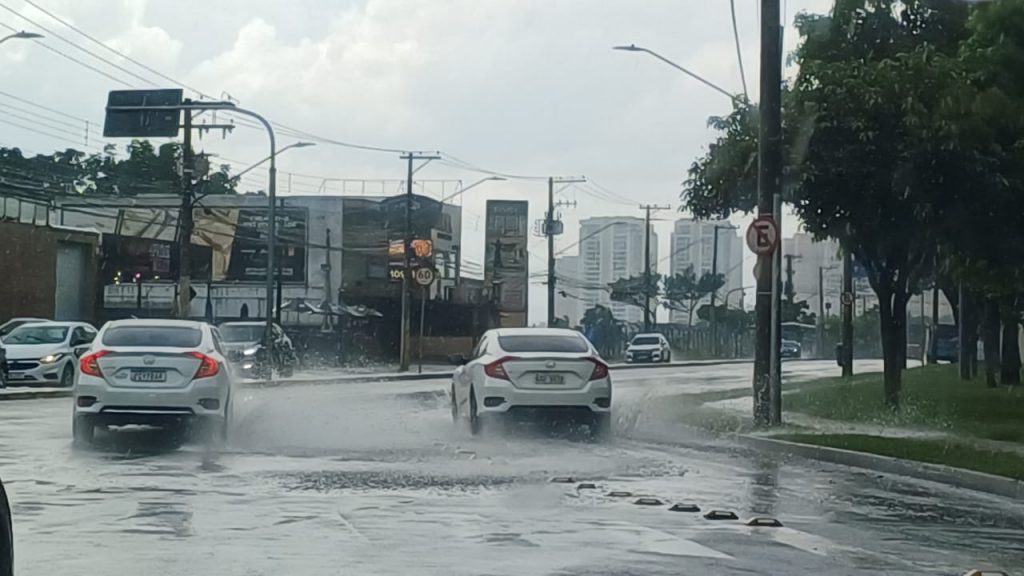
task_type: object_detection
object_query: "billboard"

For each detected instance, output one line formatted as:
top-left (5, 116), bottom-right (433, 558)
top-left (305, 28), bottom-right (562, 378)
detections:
top-left (484, 200), bottom-right (529, 326)
top-left (193, 206), bottom-right (308, 282)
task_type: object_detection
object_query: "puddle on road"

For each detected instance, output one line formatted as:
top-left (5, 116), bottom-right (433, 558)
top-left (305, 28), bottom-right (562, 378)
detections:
top-left (276, 469), bottom-right (521, 493)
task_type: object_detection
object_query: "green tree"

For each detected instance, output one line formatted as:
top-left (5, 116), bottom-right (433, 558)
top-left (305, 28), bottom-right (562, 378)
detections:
top-left (664, 266), bottom-right (725, 343)
top-left (609, 273), bottom-right (662, 321)
top-left (682, 0), bottom-right (974, 409)
top-left (581, 305), bottom-right (624, 358)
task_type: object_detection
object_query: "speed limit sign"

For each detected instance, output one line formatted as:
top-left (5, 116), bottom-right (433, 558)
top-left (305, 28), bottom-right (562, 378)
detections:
top-left (413, 267), bottom-right (435, 287)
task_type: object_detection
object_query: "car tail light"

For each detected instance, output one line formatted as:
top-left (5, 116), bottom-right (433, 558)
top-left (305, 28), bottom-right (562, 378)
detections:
top-left (79, 350), bottom-right (110, 377)
top-left (484, 356), bottom-right (516, 380)
top-left (589, 358), bottom-right (609, 380)
top-left (189, 352), bottom-right (220, 379)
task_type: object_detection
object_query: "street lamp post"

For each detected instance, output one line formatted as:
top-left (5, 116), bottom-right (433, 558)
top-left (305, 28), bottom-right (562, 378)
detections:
top-left (228, 141), bottom-right (315, 184)
top-left (439, 176), bottom-right (505, 204)
top-left (0, 31), bottom-right (43, 45)
top-left (612, 44), bottom-right (743, 103)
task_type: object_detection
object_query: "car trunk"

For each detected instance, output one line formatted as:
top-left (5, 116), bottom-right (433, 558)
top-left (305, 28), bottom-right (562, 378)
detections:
top-left (95, 348), bottom-right (203, 389)
top-left (501, 354), bottom-right (596, 390)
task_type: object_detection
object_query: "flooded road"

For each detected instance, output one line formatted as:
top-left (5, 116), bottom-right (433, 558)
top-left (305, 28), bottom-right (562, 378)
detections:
top-left (1, 361), bottom-right (1021, 575)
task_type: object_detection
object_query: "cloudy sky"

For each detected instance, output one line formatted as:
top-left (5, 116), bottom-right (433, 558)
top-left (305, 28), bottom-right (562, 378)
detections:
top-left (0, 0), bottom-right (832, 323)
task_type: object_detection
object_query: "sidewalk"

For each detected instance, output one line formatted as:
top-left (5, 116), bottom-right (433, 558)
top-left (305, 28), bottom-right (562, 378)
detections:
top-left (0, 386), bottom-right (70, 400)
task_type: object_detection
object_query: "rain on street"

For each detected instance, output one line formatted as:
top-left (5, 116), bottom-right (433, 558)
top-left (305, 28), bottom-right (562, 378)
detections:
top-left (2, 361), bottom-right (1021, 576)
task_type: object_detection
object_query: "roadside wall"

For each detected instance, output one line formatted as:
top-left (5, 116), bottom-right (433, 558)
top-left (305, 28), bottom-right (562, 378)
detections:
top-left (0, 221), bottom-right (100, 324)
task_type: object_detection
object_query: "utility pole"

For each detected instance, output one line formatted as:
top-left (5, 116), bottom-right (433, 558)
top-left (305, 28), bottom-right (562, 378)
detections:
top-left (710, 223), bottom-right (737, 356)
top-left (321, 227), bottom-right (333, 332)
top-left (275, 197), bottom-right (284, 326)
top-left (841, 247), bottom-right (854, 377)
top-left (753, 0), bottom-right (784, 427)
top-left (546, 176), bottom-right (585, 326)
top-left (399, 152), bottom-right (440, 372)
top-left (175, 105), bottom-right (194, 319)
top-left (641, 204), bottom-right (670, 331)
top-left (783, 254), bottom-right (800, 304)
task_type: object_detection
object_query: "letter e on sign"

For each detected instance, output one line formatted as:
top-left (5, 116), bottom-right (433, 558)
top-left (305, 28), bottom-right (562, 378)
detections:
top-left (745, 216), bottom-right (779, 256)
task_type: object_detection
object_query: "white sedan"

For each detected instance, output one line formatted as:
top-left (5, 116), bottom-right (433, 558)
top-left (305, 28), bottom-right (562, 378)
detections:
top-left (1, 321), bottom-right (96, 387)
top-left (72, 319), bottom-right (234, 447)
top-left (450, 328), bottom-right (612, 438)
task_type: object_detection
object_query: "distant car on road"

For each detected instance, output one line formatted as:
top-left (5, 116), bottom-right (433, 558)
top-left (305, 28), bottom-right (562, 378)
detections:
top-left (72, 319), bottom-right (233, 447)
top-left (450, 327), bottom-right (612, 439)
top-left (217, 321), bottom-right (296, 378)
top-left (625, 333), bottom-right (671, 363)
top-left (1, 322), bottom-right (96, 387)
top-left (781, 339), bottom-right (802, 359)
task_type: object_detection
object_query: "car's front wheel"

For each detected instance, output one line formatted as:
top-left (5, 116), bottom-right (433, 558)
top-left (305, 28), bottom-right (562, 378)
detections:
top-left (72, 414), bottom-right (95, 448)
top-left (60, 363), bottom-right (75, 388)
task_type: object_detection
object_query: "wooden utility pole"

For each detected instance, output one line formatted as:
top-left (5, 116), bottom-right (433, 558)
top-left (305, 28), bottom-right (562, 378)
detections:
top-left (399, 152), bottom-right (440, 372)
top-left (640, 204), bottom-right (670, 331)
top-left (176, 105), bottom-right (194, 319)
top-left (753, 0), bottom-right (784, 426)
top-left (546, 177), bottom-right (584, 326)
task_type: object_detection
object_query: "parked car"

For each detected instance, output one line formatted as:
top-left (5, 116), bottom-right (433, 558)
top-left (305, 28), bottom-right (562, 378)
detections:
top-left (450, 328), bottom-right (612, 439)
top-left (625, 333), bottom-right (671, 363)
top-left (781, 339), bottom-right (802, 359)
top-left (217, 321), bottom-right (297, 378)
top-left (0, 317), bottom-right (49, 342)
top-left (72, 319), bottom-right (234, 447)
top-left (928, 323), bottom-right (959, 363)
top-left (1, 322), bottom-right (96, 387)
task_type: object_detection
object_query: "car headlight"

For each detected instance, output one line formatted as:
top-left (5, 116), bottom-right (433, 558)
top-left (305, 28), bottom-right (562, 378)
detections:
top-left (242, 347), bottom-right (260, 357)
top-left (39, 353), bottom-right (64, 364)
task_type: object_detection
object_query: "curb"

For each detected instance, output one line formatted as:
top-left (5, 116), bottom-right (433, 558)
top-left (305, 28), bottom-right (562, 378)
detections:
top-left (738, 434), bottom-right (1024, 501)
top-left (0, 389), bottom-right (72, 402)
top-left (240, 358), bottom-right (760, 388)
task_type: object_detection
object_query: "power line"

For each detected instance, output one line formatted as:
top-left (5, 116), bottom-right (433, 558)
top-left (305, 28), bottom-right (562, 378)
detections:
top-left (0, 21), bottom-right (131, 86)
top-left (0, 3), bottom-right (153, 86)
top-left (0, 107), bottom-right (85, 141)
top-left (0, 116), bottom-right (97, 150)
top-left (22, 0), bottom-right (207, 96)
top-left (729, 0), bottom-right (750, 101)
top-left (0, 89), bottom-right (96, 124)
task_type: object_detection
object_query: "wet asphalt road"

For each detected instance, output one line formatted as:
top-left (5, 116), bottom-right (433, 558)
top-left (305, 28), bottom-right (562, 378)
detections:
top-left (1, 361), bottom-right (1022, 576)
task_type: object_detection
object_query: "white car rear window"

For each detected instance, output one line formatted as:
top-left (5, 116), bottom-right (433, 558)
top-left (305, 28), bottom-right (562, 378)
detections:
top-left (498, 335), bottom-right (588, 353)
top-left (102, 326), bottom-right (202, 348)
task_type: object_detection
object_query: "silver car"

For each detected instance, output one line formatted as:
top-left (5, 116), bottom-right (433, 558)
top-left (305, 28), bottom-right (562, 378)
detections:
top-left (1, 322), bottom-right (96, 387)
top-left (450, 328), bottom-right (612, 438)
top-left (72, 319), bottom-right (233, 447)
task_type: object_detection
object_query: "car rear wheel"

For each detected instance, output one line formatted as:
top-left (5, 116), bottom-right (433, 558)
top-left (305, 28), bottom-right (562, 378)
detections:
top-left (468, 389), bottom-right (482, 436)
top-left (589, 413), bottom-right (612, 442)
top-left (72, 414), bottom-right (95, 448)
top-left (60, 364), bottom-right (74, 388)
top-left (450, 386), bottom-right (459, 423)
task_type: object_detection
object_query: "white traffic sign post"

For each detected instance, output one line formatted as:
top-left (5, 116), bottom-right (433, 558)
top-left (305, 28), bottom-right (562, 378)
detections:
top-left (746, 215), bottom-right (779, 255)
top-left (414, 267), bottom-right (436, 373)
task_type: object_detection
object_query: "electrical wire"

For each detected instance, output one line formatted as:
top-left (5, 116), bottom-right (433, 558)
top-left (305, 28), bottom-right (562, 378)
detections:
top-left (0, 7), bottom-right (147, 86)
top-left (729, 0), bottom-right (749, 101)
top-left (0, 21), bottom-right (131, 86)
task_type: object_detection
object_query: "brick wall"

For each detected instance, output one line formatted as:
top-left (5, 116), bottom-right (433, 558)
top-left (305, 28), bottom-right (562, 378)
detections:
top-left (0, 221), bottom-right (99, 324)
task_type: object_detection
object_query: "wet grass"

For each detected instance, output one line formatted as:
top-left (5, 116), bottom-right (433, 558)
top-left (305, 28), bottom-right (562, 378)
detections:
top-left (775, 433), bottom-right (1024, 481)
top-left (784, 364), bottom-right (1024, 444)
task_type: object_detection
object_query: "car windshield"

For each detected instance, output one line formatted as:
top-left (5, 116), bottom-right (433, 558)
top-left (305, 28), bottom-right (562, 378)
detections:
top-left (3, 326), bottom-right (67, 345)
top-left (631, 337), bottom-right (660, 346)
top-left (219, 325), bottom-right (264, 343)
top-left (498, 334), bottom-right (589, 353)
top-left (0, 320), bottom-right (41, 338)
top-left (102, 326), bottom-right (202, 348)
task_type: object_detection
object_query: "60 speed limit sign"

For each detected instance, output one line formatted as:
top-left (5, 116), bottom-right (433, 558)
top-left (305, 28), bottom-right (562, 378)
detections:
top-left (413, 267), bottom-right (436, 286)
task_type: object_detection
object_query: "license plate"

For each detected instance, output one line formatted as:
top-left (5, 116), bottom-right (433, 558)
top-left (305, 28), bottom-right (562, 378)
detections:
top-left (130, 369), bottom-right (167, 383)
top-left (534, 373), bottom-right (565, 385)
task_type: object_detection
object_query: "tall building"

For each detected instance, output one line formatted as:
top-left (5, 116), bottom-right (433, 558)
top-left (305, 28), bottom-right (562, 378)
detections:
top-left (577, 217), bottom-right (657, 325)
top-left (554, 255), bottom-right (582, 327)
top-left (669, 218), bottom-right (743, 324)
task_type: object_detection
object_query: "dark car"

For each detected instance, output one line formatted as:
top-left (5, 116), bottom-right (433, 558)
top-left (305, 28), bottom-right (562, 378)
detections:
top-left (781, 339), bottom-right (802, 359)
